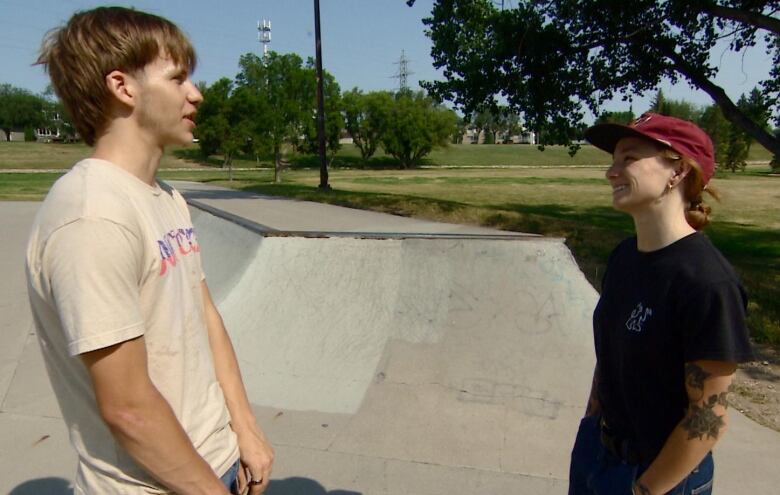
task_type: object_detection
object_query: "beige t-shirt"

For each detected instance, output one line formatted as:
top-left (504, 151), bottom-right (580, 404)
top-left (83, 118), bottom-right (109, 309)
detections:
top-left (26, 159), bottom-right (239, 494)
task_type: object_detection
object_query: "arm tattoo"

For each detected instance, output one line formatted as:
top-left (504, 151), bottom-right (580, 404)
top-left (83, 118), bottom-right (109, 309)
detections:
top-left (682, 393), bottom-right (726, 440)
top-left (682, 363), bottom-right (732, 439)
top-left (685, 362), bottom-right (710, 391)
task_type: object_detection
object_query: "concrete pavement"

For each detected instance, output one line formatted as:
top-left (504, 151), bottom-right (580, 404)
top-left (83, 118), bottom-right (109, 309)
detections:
top-left (1, 182), bottom-right (779, 494)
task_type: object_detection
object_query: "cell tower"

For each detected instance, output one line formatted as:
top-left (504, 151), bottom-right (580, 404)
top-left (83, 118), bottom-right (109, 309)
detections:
top-left (258, 19), bottom-right (271, 56)
top-left (392, 50), bottom-right (414, 92)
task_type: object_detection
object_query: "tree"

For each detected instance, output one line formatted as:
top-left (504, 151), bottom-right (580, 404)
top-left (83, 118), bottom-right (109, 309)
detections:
top-left (381, 91), bottom-right (458, 168)
top-left (741, 87), bottom-right (771, 138)
top-left (236, 52), bottom-right (311, 183)
top-left (196, 78), bottom-right (233, 159)
top-left (650, 89), bottom-right (667, 114)
top-left (698, 104), bottom-right (731, 164)
top-left (496, 109), bottom-right (522, 143)
top-left (342, 89), bottom-right (393, 161)
top-left (696, 88), bottom-right (771, 172)
top-left (0, 84), bottom-right (46, 141)
top-left (651, 95), bottom-right (702, 122)
top-left (407, 0), bottom-right (780, 157)
top-left (471, 105), bottom-right (523, 143)
top-left (724, 122), bottom-right (750, 171)
top-left (196, 78), bottom-right (259, 180)
top-left (452, 114), bottom-right (467, 144)
top-left (721, 88), bottom-right (772, 171)
top-left (595, 110), bottom-right (636, 125)
top-left (470, 108), bottom-right (496, 144)
top-left (298, 62), bottom-right (344, 166)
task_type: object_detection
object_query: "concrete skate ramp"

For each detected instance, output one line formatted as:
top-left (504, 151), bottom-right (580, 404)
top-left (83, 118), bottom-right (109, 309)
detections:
top-left (191, 207), bottom-right (598, 486)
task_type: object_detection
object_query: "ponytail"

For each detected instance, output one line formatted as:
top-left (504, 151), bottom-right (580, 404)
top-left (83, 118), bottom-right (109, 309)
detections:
top-left (661, 150), bottom-right (719, 230)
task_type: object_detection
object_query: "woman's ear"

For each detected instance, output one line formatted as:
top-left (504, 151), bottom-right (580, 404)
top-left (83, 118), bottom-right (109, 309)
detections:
top-left (672, 160), bottom-right (692, 187)
top-left (105, 70), bottom-right (137, 108)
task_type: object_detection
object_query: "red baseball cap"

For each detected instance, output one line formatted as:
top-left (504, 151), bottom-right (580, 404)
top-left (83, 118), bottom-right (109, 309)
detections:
top-left (585, 112), bottom-right (716, 183)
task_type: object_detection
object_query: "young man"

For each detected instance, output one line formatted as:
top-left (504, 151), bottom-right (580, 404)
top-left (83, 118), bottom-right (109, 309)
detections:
top-left (27, 7), bottom-right (273, 494)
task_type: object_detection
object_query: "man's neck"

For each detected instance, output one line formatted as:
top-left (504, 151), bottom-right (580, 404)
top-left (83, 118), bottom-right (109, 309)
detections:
top-left (92, 127), bottom-right (164, 186)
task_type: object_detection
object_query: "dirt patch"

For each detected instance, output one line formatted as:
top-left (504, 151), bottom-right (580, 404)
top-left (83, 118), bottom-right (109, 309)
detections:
top-left (731, 342), bottom-right (780, 432)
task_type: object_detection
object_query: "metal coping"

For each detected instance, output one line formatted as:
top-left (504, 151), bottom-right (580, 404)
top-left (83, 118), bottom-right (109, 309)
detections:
top-left (185, 196), bottom-right (560, 242)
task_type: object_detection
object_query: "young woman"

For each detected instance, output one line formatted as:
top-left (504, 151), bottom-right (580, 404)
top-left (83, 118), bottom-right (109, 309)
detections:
top-left (568, 113), bottom-right (753, 495)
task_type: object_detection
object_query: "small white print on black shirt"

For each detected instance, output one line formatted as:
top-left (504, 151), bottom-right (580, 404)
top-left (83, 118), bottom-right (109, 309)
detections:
top-left (625, 302), bottom-right (653, 333)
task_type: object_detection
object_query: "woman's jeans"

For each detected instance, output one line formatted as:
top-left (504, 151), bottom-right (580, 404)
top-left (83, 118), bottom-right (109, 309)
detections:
top-left (569, 415), bottom-right (714, 495)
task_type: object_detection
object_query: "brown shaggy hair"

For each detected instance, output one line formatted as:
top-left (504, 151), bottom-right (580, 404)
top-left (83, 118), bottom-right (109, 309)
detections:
top-left (37, 7), bottom-right (196, 146)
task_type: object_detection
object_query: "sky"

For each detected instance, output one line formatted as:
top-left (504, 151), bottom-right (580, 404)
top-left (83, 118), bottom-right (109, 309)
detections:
top-left (0, 0), bottom-right (773, 122)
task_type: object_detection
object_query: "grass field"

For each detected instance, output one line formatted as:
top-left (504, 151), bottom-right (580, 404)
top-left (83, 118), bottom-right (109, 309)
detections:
top-left (2, 140), bottom-right (775, 170)
top-left (1, 141), bottom-right (778, 343)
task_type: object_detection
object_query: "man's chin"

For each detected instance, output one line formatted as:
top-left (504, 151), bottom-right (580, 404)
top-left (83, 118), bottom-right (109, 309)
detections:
top-left (166, 134), bottom-right (195, 147)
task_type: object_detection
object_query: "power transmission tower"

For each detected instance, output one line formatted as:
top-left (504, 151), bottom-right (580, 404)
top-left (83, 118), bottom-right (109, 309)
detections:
top-left (391, 50), bottom-right (414, 92)
top-left (258, 19), bottom-right (271, 57)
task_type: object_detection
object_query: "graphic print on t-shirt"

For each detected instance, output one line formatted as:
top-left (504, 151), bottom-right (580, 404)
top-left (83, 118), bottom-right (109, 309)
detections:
top-left (157, 227), bottom-right (200, 275)
top-left (625, 302), bottom-right (653, 333)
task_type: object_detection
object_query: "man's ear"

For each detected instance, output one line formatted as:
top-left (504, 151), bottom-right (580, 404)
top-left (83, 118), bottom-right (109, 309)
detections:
top-left (105, 70), bottom-right (138, 108)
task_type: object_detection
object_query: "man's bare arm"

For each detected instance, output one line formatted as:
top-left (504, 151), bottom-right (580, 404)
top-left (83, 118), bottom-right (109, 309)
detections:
top-left (202, 281), bottom-right (274, 494)
top-left (633, 360), bottom-right (735, 495)
top-left (81, 336), bottom-right (229, 495)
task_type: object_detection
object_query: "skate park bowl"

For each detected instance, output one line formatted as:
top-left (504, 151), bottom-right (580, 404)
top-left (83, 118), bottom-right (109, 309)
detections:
top-left (190, 206), bottom-right (599, 492)
top-left (4, 196), bottom-right (779, 494)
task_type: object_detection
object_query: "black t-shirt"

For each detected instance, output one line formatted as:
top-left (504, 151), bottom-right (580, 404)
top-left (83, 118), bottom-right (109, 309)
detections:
top-left (593, 232), bottom-right (754, 461)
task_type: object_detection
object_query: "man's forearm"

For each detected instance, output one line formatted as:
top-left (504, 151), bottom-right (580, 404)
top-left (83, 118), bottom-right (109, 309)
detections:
top-left (201, 281), bottom-right (274, 492)
top-left (102, 385), bottom-right (229, 495)
top-left (204, 305), bottom-right (257, 434)
top-left (83, 336), bottom-right (229, 495)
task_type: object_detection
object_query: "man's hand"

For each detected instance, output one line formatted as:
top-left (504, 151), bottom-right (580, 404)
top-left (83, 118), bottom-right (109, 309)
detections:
top-left (235, 426), bottom-right (274, 494)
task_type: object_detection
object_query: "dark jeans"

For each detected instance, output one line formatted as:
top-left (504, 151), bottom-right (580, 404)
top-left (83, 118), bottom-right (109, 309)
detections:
top-left (220, 460), bottom-right (240, 494)
top-left (569, 415), bottom-right (714, 495)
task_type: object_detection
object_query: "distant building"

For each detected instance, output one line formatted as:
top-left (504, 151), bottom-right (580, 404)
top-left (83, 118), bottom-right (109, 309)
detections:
top-left (3, 130), bottom-right (26, 141)
top-left (36, 110), bottom-right (78, 142)
top-left (461, 126), bottom-right (536, 145)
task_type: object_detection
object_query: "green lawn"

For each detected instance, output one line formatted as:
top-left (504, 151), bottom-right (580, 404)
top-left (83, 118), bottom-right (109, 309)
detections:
top-left (3, 140), bottom-right (775, 170)
top-left (1, 142), bottom-right (778, 344)
top-left (0, 142), bottom-right (210, 169)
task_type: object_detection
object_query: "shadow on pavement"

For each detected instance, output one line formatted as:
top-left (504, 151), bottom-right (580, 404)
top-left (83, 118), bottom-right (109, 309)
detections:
top-left (267, 477), bottom-right (361, 495)
top-left (179, 188), bottom-right (271, 200)
top-left (8, 477), bottom-right (360, 494)
top-left (9, 478), bottom-right (73, 495)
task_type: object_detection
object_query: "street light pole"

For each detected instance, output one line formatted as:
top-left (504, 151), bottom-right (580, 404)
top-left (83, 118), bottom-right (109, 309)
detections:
top-left (314, 0), bottom-right (330, 190)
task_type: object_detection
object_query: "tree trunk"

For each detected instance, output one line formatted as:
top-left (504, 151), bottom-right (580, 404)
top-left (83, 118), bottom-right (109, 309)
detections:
top-left (274, 148), bottom-right (281, 184)
top-left (2, 129), bottom-right (9, 141)
top-left (223, 153), bottom-right (233, 181)
top-left (664, 47), bottom-right (780, 158)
